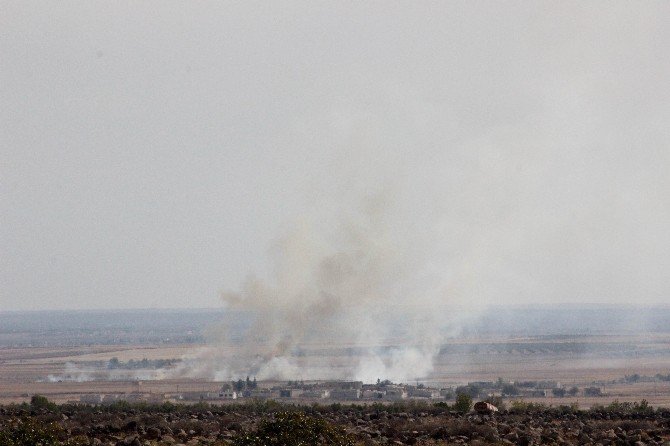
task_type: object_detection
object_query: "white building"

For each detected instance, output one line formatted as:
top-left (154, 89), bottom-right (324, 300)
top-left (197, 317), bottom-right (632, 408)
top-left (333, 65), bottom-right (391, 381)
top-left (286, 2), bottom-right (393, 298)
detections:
top-left (219, 391), bottom-right (237, 399)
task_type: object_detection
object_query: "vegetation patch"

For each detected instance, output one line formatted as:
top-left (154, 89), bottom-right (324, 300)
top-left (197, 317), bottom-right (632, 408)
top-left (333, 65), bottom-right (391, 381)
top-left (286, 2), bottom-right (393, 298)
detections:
top-left (233, 411), bottom-right (355, 446)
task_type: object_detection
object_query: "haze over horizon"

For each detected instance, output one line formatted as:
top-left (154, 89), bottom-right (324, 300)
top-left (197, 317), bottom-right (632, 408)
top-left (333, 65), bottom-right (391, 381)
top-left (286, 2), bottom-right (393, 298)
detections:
top-left (3, 2), bottom-right (670, 312)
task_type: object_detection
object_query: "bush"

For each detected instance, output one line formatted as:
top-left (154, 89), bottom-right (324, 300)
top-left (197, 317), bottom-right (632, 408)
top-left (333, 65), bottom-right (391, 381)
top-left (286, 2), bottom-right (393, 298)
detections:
top-left (454, 393), bottom-right (472, 413)
top-left (554, 402), bottom-right (580, 414)
top-left (0, 418), bottom-right (87, 446)
top-left (30, 394), bottom-right (58, 411)
top-left (509, 400), bottom-right (547, 413)
top-left (233, 412), bottom-right (355, 446)
top-left (603, 399), bottom-right (653, 414)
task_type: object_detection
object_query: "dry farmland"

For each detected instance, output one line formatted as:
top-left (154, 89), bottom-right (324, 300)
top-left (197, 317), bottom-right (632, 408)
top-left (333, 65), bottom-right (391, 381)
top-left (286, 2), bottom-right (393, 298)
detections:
top-left (2, 308), bottom-right (670, 408)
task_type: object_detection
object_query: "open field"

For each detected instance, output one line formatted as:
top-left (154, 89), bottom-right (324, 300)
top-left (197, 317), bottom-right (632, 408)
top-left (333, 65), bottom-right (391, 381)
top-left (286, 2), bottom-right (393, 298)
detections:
top-left (2, 308), bottom-right (670, 408)
top-left (2, 334), bottom-right (670, 407)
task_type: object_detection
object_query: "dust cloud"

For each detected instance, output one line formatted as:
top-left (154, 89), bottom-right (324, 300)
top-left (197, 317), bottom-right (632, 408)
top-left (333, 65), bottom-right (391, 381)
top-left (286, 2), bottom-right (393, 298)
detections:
top-left (193, 187), bottom-right (451, 382)
top-left (177, 75), bottom-right (669, 382)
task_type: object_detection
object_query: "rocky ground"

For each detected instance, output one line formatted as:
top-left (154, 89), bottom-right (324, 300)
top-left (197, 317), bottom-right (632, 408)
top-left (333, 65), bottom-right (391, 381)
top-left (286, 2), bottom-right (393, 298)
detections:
top-left (1, 401), bottom-right (670, 445)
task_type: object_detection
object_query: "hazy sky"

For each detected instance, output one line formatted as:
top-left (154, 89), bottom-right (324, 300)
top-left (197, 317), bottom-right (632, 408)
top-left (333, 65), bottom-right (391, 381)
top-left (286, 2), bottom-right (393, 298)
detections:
top-left (2, 2), bottom-right (669, 311)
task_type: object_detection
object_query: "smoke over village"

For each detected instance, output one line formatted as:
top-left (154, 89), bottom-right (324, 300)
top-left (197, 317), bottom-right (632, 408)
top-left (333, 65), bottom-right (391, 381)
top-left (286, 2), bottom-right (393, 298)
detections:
top-left (4, 6), bottom-right (670, 443)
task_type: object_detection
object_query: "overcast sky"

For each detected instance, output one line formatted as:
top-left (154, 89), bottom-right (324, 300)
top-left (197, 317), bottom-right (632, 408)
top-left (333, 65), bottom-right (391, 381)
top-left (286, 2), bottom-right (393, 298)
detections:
top-left (2, 2), bottom-right (669, 311)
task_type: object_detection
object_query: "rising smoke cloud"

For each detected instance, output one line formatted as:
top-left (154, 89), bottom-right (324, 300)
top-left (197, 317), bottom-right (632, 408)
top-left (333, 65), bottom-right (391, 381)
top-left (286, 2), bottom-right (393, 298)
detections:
top-left (204, 187), bottom-right (449, 383)
top-left (177, 70), bottom-right (669, 382)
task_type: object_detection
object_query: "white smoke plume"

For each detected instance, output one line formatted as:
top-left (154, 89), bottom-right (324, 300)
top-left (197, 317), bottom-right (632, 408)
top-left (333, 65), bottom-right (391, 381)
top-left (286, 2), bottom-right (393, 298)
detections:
top-left (176, 69), bottom-right (670, 382)
top-left (211, 189), bottom-right (447, 382)
top-left (156, 157), bottom-right (467, 384)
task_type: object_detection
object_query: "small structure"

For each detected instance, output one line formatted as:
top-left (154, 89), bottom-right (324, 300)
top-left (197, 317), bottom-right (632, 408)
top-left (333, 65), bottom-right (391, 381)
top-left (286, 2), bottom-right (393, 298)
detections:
top-left (178, 391), bottom-right (217, 401)
top-left (246, 389), bottom-right (273, 399)
top-left (383, 386), bottom-right (407, 401)
top-left (279, 389), bottom-right (296, 398)
top-left (219, 390), bottom-right (237, 399)
top-left (329, 389), bottom-right (361, 400)
top-left (408, 388), bottom-right (440, 399)
top-left (300, 389), bottom-right (329, 399)
top-left (361, 389), bottom-right (384, 399)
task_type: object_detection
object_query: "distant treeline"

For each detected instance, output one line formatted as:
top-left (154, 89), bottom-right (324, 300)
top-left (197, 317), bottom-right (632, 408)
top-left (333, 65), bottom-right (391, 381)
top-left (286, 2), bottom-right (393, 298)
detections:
top-left (622, 373), bottom-right (670, 383)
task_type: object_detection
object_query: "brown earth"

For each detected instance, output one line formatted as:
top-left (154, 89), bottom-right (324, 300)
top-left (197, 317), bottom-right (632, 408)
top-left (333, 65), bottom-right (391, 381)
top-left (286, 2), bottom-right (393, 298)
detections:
top-left (2, 402), bottom-right (670, 445)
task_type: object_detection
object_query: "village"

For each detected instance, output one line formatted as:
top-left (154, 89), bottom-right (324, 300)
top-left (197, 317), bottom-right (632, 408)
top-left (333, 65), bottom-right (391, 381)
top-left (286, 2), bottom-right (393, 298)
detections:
top-left (76, 378), bottom-right (599, 405)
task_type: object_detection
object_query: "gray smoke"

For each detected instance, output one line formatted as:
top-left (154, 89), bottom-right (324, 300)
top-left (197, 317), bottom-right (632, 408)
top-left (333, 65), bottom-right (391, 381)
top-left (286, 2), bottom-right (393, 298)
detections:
top-left (206, 187), bottom-right (446, 382)
top-left (181, 68), bottom-right (669, 381)
top-left (158, 3), bottom-right (669, 382)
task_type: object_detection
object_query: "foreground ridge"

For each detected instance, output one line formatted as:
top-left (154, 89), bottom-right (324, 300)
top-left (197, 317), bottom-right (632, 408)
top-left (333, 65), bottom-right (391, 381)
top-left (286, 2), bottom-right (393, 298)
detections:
top-left (1, 398), bottom-right (670, 445)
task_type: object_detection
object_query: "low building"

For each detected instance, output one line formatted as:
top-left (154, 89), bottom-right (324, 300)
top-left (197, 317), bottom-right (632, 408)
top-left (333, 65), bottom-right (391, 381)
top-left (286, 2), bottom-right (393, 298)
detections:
top-left (279, 389), bottom-right (302, 398)
top-left (219, 390), bottom-right (237, 399)
top-left (245, 389), bottom-right (274, 399)
top-left (329, 389), bottom-right (360, 400)
top-left (178, 391), bottom-right (217, 401)
top-left (384, 387), bottom-right (407, 401)
top-left (300, 389), bottom-right (329, 399)
top-left (361, 389), bottom-right (384, 399)
top-left (408, 388), bottom-right (440, 399)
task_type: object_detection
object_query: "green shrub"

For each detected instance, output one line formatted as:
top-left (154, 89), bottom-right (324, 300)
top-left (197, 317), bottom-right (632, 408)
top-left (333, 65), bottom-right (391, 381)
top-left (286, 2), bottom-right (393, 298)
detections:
top-left (603, 399), bottom-right (653, 414)
top-left (454, 393), bottom-right (472, 413)
top-left (233, 411), bottom-right (355, 446)
top-left (30, 394), bottom-right (58, 411)
top-left (0, 417), bottom-right (87, 446)
top-left (509, 400), bottom-right (547, 413)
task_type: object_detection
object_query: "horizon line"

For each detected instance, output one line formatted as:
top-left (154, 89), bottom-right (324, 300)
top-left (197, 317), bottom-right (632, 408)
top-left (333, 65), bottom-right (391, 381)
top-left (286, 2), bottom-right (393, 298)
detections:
top-left (3, 302), bottom-right (670, 314)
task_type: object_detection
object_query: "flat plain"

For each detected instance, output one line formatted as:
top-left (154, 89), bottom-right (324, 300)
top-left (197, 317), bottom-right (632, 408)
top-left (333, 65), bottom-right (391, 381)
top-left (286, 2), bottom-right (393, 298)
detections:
top-left (2, 307), bottom-right (670, 407)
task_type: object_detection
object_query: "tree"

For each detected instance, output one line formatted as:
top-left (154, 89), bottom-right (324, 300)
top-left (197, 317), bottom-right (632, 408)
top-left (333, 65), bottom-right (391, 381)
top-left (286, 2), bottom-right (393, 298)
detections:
top-left (234, 379), bottom-right (245, 392)
top-left (30, 394), bottom-right (57, 411)
top-left (567, 386), bottom-right (579, 396)
top-left (625, 374), bottom-right (640, 383)
top-left (552, 388), bottom-right (566, 397)
top-left (108, 357), bottom-right (120, 369)
top-left (454, 393), bottom-right (473, 413)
